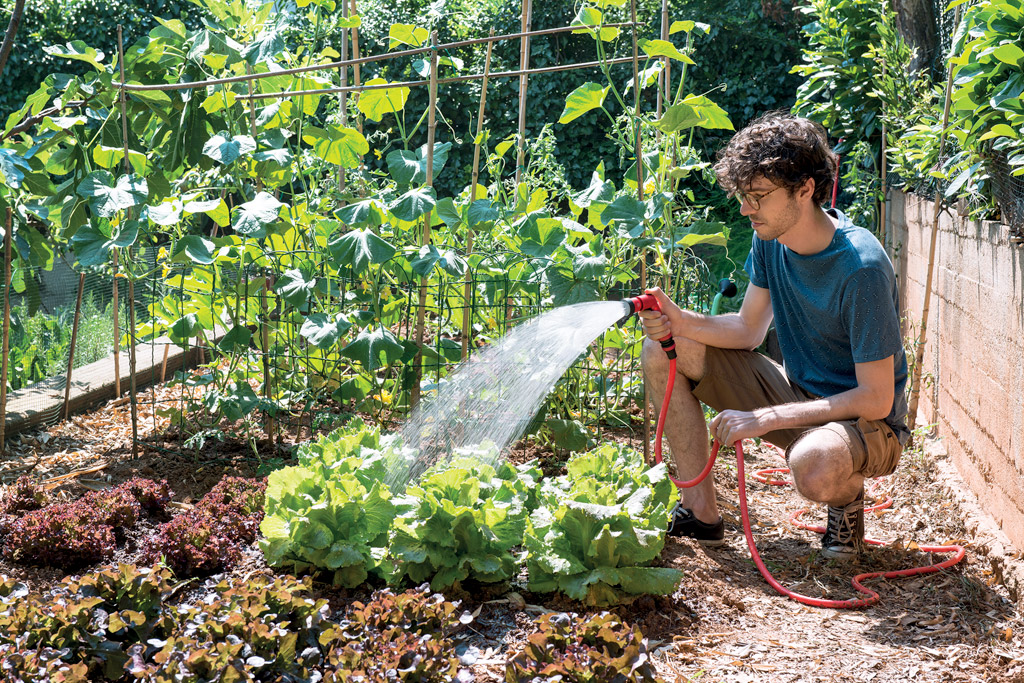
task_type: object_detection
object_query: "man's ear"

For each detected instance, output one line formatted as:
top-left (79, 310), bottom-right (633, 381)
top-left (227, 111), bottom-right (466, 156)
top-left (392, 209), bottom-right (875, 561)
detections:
top-left (798, 177), bottom-right (817, 203)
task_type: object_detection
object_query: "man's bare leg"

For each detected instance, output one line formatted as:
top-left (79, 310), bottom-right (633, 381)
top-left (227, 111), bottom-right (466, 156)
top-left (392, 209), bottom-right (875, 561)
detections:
top-left (641, 337), bottom-right (719, 524)
top-left (787, 429), bottom-right (864, 506)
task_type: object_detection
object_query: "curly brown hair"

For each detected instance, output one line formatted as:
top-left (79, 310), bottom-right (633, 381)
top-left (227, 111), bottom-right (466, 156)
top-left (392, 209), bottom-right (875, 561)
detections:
top-left (713, 112), bottom-right (838, 207)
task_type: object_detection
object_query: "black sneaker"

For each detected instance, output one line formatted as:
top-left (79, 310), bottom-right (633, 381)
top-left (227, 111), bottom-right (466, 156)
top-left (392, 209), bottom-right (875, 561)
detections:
top-left (667, 505), bottom-right (725, 546)
top-left (821, 490), bottom-right (865, 561)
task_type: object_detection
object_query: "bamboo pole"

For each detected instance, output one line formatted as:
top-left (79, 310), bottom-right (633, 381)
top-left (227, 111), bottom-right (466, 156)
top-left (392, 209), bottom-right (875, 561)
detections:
top-left (350, 0), bottom-right (363, 138)
top-left (337, 0), bottom-right (349, 193)
top-left (62, 273), bottom-right (86, 422)
top-left (461, 29), bottom-right (495, 362)
top-left (656, 0), bottom-right (669, 119)
top-left (0, 209), bottom-right (12, 453)
top-left (235, 57), bottom-right (638, 103)
top-left (247, 64), bottom-right (262, 194)
top-left (112, 250), bottom-right (121, 397)
top-left (411, 32), bottom-right (440, 409)
top-left (514, 0), bottom-right (533, 186)
top-left (261, 276), bottom-right (274, 450)
top-left (906, 23), bottom-right (959, 437)
top-left (117, 25), bottom-right (139, 458)
top-left (879, 58), bottom-right (888, 251)
top-left (120, 23), bottom-right (636, 95)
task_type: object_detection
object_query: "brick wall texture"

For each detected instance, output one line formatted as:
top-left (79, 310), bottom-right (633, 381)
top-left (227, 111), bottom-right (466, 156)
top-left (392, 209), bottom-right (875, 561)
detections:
top-left (890, 191), bottom-right (1024, 549)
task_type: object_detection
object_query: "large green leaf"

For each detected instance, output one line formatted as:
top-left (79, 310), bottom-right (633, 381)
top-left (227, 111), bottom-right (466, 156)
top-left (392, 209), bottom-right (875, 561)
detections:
top-left (385, 150), bottom-right (420, 185)
top-left (202, 132), bottom-right (257, 164)
top-left (655, 95), bottom-right (734, 133)
top-left (300, 312), bottom-right (352, 348)
top-left (357, 79), bottom-right (410, 122)
top-left (336, 199), bottom-right (386, 227)
top-left (302, 125), bottom-right (368, 168)
top-left (0, 148), bottom-right (31, 189)
top-left (410, 244), bottom-right (467, 277)
top-left (388, 23), bottom-right (428, 48)
top-left (276, 264), bottom-right (318, 309)
top-left (76, 172), bottom-right (148, 218)
top-left (600, 195), bottom-right (646, 236)
top-left (559, 83), bottom-right (610, 124)
top-left (341, 326), bottom-right (405, 371)
top-left (638, 39), bottom-right (694, 64)
top-left (42, 41), bottom-right (105, 71)
top-left (242, 26), bottom-right (285, 64)
top-left (232, 192), bottom-right (284, 235)
top-left (171, 235), bottom-right (215, 264)
top-left (328, 228), bottom-right (396, 273)
top-left (70, 220), bottom-right (140, 267)
top-left (390, 187), bottom-right (436, 222)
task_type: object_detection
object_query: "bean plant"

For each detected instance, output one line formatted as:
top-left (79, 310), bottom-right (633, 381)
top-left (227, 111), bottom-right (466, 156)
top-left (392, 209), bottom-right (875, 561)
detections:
top-left (0, 0), bottom-right (732, 448)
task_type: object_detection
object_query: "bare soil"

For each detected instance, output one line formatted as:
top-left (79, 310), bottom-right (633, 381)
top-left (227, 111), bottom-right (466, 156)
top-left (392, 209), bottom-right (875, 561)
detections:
top-left (1, 387), bottom-right (1022, 683)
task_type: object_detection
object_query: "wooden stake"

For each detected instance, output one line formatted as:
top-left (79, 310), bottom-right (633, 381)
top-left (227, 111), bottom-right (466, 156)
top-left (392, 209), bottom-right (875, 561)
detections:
top-left (0, 209), bottom-right (13, 453)
top-left (63, 273), bottom-right (86, 422)
top-left (879, 59), bottom-right (888, 253)
top-left (514, 0), bottom-right (533, 186)
top-left (656, 0), bottom-right (669, 119)
top-left (112, 249), bottom-right (121, 397)
top-left (350, 0), bottom-right (363, 137)
top-left (411, 32), bottom-right (440, 409)
top-left (630, 0), bottom-right (644, 201)
top-left (337, 0), bottom-right (349, 193)
top-left (462, 29), bottom-right (495, 361)
top-left (906, 15), bottom-right (959, 436)
top-left (261, 276), bottom-right (274, 450)
top-left (247, 64), bottom-right (262, 194)
top-left (117, 25), bottom-right (140, 458)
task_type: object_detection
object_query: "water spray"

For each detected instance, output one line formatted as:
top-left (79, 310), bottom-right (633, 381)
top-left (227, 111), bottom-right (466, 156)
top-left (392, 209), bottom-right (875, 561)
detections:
top-left (621, 281), bottom-right (965, 609)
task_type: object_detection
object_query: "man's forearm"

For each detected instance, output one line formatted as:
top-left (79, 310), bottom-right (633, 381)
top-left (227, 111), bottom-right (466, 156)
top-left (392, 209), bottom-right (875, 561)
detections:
top-left (753, 388), bottom-right (884, 432)
top-left (674, 311), bottom-right (763, 351)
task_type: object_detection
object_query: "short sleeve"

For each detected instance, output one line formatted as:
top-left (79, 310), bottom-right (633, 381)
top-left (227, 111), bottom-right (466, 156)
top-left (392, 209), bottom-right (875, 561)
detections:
top-left (744, 235), bottom-right (768, 289)
top-left (843, 268), bottom-right (902, 364)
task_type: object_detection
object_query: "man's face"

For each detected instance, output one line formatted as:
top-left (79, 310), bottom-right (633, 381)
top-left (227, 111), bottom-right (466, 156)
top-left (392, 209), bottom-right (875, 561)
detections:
top-left (736, 177), bottom-right (799, 242)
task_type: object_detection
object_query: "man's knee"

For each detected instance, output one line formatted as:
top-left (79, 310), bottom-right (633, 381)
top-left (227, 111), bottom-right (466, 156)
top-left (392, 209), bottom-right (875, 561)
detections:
top-left (641, 336), bottom-right (705, 381)
top-left (788, 428), bottom-right (852, 502)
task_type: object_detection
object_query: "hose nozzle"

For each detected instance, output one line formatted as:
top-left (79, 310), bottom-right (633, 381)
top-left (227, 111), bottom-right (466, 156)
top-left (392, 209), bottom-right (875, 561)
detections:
top-left (620, 293), bottom-right (675, 359)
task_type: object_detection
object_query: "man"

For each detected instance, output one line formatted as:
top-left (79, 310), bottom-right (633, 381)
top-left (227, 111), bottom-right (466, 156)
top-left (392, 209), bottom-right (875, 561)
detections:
top-left (640, 112), bottom-right (909, 560)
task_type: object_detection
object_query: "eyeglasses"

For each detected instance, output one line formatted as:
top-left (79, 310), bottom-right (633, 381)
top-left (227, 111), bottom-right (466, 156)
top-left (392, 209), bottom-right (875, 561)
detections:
top-left (734, 186), bottom-right (782, 210)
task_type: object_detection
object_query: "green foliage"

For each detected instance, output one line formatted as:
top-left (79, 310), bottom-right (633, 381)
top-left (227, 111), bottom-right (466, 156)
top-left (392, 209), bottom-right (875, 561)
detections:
top-left (260, 418), bottom-right (398, 587)
top-left (4, 292), bottom-right (115, 393)
top-left (389, 454), bottom-right (542, 590)
top-left (941, 0), bottom-right (1024, 208)
top-left (791, 0), bottom-right (890, 151)
top-left (506, 611), bottom-right (664, 683)
top-left (524, 443), bottom-right (682, 607)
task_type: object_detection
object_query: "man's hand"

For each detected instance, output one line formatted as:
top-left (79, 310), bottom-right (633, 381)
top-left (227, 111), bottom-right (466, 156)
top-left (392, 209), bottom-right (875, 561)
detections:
top-left (638, 287), bottom-right (684, 342)
top-left (709, 408), bottom-right (773, 446)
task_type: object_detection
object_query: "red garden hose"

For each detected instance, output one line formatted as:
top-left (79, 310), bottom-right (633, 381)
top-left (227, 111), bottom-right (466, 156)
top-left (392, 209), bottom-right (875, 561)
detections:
top-left (653, 353), bottom-right (966, 609)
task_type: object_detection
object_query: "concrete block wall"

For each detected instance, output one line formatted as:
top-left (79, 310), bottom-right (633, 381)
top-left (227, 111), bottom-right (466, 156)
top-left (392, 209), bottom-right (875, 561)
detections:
top-left (890, 191), bottom-right (1024, 549)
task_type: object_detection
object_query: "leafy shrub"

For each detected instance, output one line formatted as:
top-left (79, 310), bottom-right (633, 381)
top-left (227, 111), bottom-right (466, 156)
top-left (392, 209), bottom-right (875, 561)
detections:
top-left (260, 419), bottom-right (398, 587)
top-left (389, 453), bottom-right (542, 591)
top-left (143, 513), bottom-right (241, 577)
top-left (506, 611), bottom-right (663, 683)
top-left (0, 476), bottom-right (46, 514)
top-left (524, 443), bottom-right (682, 606)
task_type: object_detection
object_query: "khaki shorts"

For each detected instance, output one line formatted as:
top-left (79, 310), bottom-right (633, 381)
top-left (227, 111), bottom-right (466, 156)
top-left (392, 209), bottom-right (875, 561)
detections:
top-left (691, 347), bottom-right (903, 478)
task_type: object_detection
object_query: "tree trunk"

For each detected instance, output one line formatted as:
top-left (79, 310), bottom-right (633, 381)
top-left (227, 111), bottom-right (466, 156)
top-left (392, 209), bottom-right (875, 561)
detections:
top-left (895, 0), bottom-right (939, 75)
top-left (0, 0), bottom-right (26, 82)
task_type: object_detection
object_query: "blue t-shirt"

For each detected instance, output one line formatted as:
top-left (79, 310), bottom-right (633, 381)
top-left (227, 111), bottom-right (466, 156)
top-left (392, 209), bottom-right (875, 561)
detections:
top-left (743, 209), bottom-right (910, 444)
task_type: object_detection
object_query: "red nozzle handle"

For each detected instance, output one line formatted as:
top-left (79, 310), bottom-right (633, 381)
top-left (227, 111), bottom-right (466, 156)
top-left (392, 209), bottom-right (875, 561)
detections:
top-left (625, 294), bottom-right (675, 359)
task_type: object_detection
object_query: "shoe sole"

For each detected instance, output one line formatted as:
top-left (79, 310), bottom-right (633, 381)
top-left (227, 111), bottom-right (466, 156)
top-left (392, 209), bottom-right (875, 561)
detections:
top-left (820, 546), bottom-right (860, 561)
